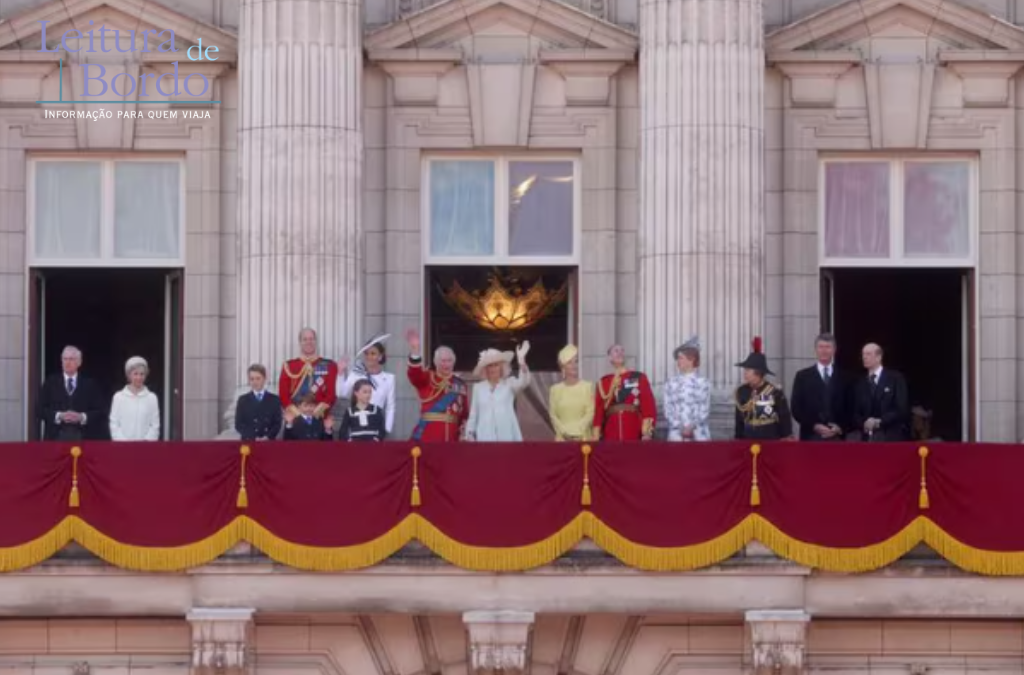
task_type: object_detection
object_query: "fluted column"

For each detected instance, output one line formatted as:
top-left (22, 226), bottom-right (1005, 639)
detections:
top-left (638, 0), bottom-right (764, 396)
top-left (237, 0), bottom-right (363, 384)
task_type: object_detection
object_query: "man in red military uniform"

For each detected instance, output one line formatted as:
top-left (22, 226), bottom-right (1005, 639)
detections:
top-left (593, 344), bottom-right (656, 441)
top-left (406, 328), bottom-right (469, 442)
top-left (279, 327), bottom-right (339, 419)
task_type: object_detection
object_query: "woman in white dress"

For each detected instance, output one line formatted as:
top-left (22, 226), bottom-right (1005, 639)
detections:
top-left (465, 341), bottom-right (531, 442)
top-left (109, 356), bottom-right (161, 441)
top-left (335, 333), bottom-right (396, 437)
top-left (663, 336), bottom-right (711, 442)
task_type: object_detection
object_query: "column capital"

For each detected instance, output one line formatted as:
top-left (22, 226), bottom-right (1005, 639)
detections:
top-left (745, 610), bottom-right (810, 675)
top-left (463, 610), bottom-right (536, 674)
top-left (187, 607), bottom-right (256, 675)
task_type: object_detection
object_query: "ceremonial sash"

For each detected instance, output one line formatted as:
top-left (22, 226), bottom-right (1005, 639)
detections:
top-left (411, 388), bottom-right (460, 441)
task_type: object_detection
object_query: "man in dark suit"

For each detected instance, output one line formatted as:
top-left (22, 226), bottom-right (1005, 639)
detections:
top-left (37, 345), bottom-right (106, 441)
top-left (852, 342), bottom-right (910, 442)
top-left (235, 364), bottom-right (283, 441)
top-left (791, 333), bottom-right (848, 441)
top-left (283, 393), bottom-right (334, 441)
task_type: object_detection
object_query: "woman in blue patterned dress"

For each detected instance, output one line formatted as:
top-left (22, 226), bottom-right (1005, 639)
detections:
top-left (663, 336), bottom-right (711, 442)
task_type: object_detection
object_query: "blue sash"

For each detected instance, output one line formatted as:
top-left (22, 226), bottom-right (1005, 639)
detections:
top-left (411, 388), bottom-right (460, 441)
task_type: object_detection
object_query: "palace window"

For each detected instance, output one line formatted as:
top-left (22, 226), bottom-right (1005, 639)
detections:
top-left (424, 156), bottom-right (580, 264)
top-left (29, 157), bottom-right (184, 266)
top-left (820, 157), bottom-right (976, 266)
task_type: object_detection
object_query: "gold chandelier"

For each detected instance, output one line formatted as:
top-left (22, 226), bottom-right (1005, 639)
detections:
top-left (441, 272), bottom-right (568, 332)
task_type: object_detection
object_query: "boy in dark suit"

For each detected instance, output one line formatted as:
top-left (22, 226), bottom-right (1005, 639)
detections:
top-left (38, 346), bottom-right (107, 441)
top-left (235, 364), bottom-right (283, 441)
top-left (284, 393), bottom-right (334, 441)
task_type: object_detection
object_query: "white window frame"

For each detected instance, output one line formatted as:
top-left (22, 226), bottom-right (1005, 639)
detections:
top-left (421, 154), bottom-right (582, 266)
top-left (818, 155), bottom-right (979, 268)
top-left (27, 154), bottom-right (187, 268)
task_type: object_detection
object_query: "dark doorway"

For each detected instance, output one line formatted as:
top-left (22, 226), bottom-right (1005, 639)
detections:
top-left (28, 268), bottom-right (184, 441)
top-left (822, 268), bottom-right (972, 442)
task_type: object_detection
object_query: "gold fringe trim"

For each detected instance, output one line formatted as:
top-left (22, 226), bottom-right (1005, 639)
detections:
top-left (70, 516), bottom-right (240, 572)
top-left (751, 514), bottom-right (923, 573)
top-left (0, 517), bottom-right (74, 572)
top-left (241, 516), bottom-right (415, 570)
top-left (921, 518), bottom-right (1024, 576)
top-left (415, 513), bottom-right (585, 571)
top-left (585, 512), bottom-right (753, 571)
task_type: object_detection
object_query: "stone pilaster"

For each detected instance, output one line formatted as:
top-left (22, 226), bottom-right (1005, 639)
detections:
top-left (463, 610), bottom-right (535, 674)
top-left (187, 608), bottom-right (255, 675)
top-left (746, 610), bottom-right (810, 675)
top-left (637, 0), bottom-right (765, 410)
top-left (236, 0), bottom-right (363, 386)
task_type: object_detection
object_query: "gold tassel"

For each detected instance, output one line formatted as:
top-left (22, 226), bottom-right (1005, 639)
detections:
top-left (750, 444), bottom-right (761, 507)
top-left (411, 446), bottom-right (422, 507)
top-left (581, 444), bottom-right (593, 506)
top-left (237, 445), bottom-right (250, 509)
top-left (68, 446), bottom-right (82, 508)
top-left (919, 446), bottom-right (930, 510)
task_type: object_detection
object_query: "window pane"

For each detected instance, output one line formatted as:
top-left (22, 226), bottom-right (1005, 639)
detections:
top-left (508, 161), bottom-right (574, 256)
top-left (824, 162), bottom-right (890, 258)
top-left (903, 162), bottom-right (970, 258)
top-left (35, 162), bottom-right (101, 259)
top-left (114, 162), bottom-right (181, 259)
top-left (430, 161), bottom-right (494, 257)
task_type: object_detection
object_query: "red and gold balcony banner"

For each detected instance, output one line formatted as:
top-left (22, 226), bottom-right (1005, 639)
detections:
top-left (0, 440), bottom-right (1021, 574)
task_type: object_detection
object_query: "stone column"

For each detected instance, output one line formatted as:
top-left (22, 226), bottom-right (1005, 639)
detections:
top-left (236, 0), bottom-right (363, 387)
top-left (746, 610), bottom-right (810, 675)
top-left (187, 608), bottom-right (255, 675)
top-left (463, 610), bottom-right (535, 675)
top-left (637, 0), bottom-right (765, 411)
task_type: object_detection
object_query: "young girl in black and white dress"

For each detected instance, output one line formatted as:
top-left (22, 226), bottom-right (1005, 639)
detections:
top-left (338, 379), bottom-right (387, 442)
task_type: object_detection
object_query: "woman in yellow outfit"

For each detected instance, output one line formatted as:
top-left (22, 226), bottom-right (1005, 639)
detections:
top-left (548, 345), bottom-right (595, 441)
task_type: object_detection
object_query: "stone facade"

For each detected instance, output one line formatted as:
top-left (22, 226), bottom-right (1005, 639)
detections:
top-left (2, 0), bottom-right (1024, 441)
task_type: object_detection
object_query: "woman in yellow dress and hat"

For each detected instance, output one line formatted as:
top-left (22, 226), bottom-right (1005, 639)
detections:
top-left (548, 344), bottom-right (595, 441)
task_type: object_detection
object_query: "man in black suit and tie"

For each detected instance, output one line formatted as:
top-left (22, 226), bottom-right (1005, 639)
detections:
top-left (852, 342), bottom-right (910, 442)
top-left (791, 333), bottom-right (848, 441)
top-left (235, 364), bottom-right (283, 441)
top-left (37, 345), bottom-right (106, 441)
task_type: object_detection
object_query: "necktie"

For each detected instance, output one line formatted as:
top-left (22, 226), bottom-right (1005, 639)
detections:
top-left (256, 392), bottom-right (263, 402)
top-left (66, 377), bottom-right (75, 395)
top-left (822, 367), bottom-right (831, 385)
top-left (870, 373), bottom-right (878, 389)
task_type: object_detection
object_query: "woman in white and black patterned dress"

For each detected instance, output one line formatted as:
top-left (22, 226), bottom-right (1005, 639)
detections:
top-left (663, 336), bottom-right (711, 442)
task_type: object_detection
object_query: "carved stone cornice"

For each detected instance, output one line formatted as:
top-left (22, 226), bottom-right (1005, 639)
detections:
top-left (938, 51), bottom-right (1024, 108)
top-left (368, 48), bottom-right (461, 106)
top-left (187, 607), bottom-right (255, 675)
top-left (768, 51), bottom-right (860, 108)
top-left (463, 610), bottom-right (535, 675)
top-left (539, 48), bottom-right (634, 106)
top-left (746, 610), bottom-right (810, 675)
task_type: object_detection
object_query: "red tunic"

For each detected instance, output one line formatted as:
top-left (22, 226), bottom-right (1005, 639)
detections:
top-left (593, 370), bottom-right (656, 441)
top-left (279, 356), bottom-right (339, 417)
top-left (407, 357), bottom-right (469, 442)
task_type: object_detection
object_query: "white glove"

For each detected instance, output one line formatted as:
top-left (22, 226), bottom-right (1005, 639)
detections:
top-left (516, 340), bottom-right (531, 363)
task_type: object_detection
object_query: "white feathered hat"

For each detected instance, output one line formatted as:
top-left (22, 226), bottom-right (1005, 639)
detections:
top-left (473, 348), bottom-right (514, 378)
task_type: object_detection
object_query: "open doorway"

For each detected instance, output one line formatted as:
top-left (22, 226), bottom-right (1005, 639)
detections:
top-left (822, 268), bottom-right (974, 442)
top-left (28, 268), bottom-right (183, 441)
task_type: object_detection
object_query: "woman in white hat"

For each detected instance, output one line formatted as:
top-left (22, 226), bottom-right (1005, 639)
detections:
top-left (464, 341), bottom-right (531, 442)
top-left (109, 356), bottom-right (161, 441)
top-left (548, 344), bottom-right (595, 441)
top-left (335, 333), bottom-right (396, 437)
top-left (663, 335), bottom-right (711, 441)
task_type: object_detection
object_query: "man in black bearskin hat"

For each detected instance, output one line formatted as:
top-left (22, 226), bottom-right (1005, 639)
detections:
top-left (734, 337), bottom-right (794, 441)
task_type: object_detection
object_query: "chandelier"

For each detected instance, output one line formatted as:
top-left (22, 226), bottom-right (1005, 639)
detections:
top-left (441, 272), bottom-right (568, 332)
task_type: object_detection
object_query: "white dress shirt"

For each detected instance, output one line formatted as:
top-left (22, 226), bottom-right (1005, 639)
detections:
top-left (109, 386), bottom-right (161, 441)
top-left (336, 369), bottom-right (396, 433)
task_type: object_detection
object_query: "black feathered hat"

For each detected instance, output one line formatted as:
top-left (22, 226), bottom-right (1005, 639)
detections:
top-left (735, 336), bottom-right (773, 376)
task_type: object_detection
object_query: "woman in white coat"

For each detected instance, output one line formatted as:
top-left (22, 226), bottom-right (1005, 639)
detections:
top-left (109, 356), bottom-right (161, 441)
top-left (465, 341), bottom-right (531, 442)
top-left (335, 333), bottom-right (397, 437)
